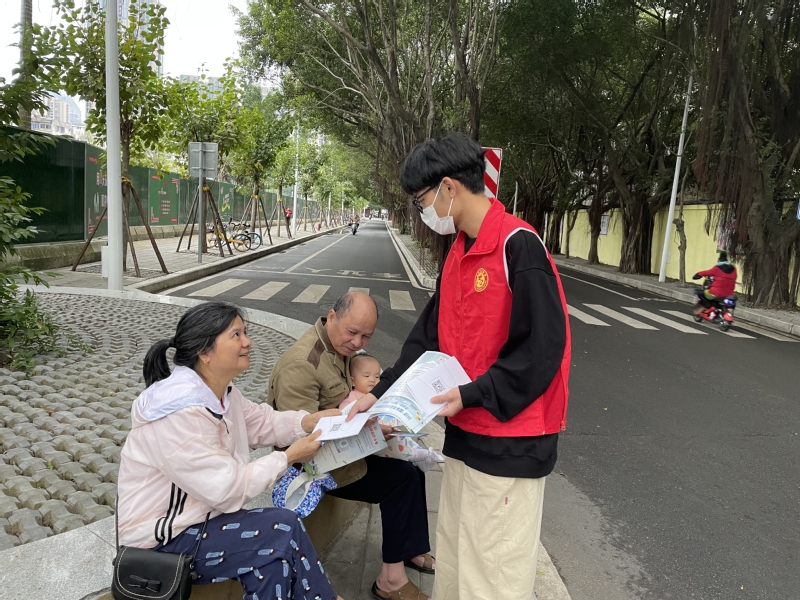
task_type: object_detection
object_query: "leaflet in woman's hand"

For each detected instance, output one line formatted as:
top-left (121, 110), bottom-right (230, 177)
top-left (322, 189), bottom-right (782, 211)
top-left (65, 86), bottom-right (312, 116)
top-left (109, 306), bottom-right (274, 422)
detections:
top-left (313, 413), bottom-right (371, 441)
top-left (368, 351), bottom-right (471, 433)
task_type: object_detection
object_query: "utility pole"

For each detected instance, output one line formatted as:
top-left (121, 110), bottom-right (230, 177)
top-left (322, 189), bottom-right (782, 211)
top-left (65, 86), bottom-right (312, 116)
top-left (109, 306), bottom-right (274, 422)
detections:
top-left (17, 0), bottom-right (33, 129)
top-left (512, 181), bottom-right (518, 216)
top-left (291, 121), bottom-right (299, 234)
top-left (105, 0), bottom-right (123, 290)
top-left (658, 72), bottom-right (693, 283)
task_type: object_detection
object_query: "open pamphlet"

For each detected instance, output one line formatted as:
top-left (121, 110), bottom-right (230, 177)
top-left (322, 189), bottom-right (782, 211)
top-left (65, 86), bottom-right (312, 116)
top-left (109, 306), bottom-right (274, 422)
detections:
top-left (304, 418), bottom-right (387, 476)
top-left (367, 351), bottom-right (470, 433)
top-left (303, 351), bottom-right (469, 475)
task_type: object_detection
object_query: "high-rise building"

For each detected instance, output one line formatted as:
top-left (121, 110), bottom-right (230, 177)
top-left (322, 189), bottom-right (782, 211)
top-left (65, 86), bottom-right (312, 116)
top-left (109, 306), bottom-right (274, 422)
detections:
top-left (31, 94), bottom-right (86, 139)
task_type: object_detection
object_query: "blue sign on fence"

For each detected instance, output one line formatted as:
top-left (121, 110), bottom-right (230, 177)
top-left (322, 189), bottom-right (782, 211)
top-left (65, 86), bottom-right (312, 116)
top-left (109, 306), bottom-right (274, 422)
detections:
top-left (797, 200), bottom-right (800, 220)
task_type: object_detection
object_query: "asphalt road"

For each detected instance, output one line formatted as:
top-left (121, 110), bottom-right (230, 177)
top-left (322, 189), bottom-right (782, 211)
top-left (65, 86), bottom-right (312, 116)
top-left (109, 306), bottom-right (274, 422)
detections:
top-left (164, 222), bottom-right (799, 600)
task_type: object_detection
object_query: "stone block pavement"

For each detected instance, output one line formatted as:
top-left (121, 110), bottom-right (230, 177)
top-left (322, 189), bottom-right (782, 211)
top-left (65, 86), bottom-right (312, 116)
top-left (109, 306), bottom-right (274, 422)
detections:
top-left (0, 293), bottom-right (298, 552)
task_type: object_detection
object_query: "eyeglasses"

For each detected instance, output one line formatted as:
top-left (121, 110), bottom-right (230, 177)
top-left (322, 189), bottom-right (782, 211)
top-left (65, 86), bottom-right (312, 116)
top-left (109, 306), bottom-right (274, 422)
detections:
top-left (411, 183), bottom-right (440, 213)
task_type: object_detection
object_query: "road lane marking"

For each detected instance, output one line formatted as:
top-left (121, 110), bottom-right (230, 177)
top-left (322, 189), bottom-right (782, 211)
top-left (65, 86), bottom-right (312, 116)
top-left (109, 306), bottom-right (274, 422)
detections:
top-left (188, 278), bottom-right (249, 297)
top-left (726, 321), bottom-right (799, 342)
top-left (349, 287), bottom-right (370, 295)
top-left (584, 304), bottom-right (658, 329)
top-left (660, 310), bottom-right (755, 338)
top-left (390, 290), bottom-right (416, 311)
top-left (567, 304), bottom-right (610, 326)
top-left (622, 307), bottom-right (706, 334)
top-left (292, 284), bottom-right (330, 303)
top-left (243, 281), bottom-right (289, 301)
top-left (234, 269), bottom-right (410, 283)
top-left (284, 235), bottom-right (350, 273)
top-left (560, 272), bottom-right (640, 301)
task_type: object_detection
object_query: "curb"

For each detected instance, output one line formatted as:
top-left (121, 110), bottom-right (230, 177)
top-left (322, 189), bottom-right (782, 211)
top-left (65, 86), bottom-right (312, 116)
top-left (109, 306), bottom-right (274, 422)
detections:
top-left (554, 257), bottom-right (800, 338)
top-left (127, 227), bottom-right (336, 294)
top-left (384, 222), bottom-right (437, 290)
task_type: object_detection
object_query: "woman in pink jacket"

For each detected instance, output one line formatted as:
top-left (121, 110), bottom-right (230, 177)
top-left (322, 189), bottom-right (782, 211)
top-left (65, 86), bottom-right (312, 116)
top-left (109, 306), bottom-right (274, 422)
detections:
top-left (117, 302), bottom-right (343, 600)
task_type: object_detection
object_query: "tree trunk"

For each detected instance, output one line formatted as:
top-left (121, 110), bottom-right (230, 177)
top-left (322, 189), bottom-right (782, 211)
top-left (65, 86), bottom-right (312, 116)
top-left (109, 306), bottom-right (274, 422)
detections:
top-left (587, 190), bottom-right (604, 265)
top-left (17, 0), bottom-right (32, 129)
top-left (565, 210), bottom-right (579, 259)
top-left (619, 193), bottom-right (653, 275)
top-left (546, 210), bottom-right (563, 255)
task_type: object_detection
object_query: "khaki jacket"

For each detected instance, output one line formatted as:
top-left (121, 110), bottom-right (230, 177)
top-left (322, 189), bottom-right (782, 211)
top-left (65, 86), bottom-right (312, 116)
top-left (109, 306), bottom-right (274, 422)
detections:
top-left (268, 318), bottom-right (367, 486)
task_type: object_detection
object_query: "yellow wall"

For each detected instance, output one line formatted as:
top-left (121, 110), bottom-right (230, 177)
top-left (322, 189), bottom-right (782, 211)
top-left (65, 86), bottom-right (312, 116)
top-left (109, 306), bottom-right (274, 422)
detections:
top-left (562, 210), bottom-right (624, 267)
top-left (650, 205), bottom-right (728, 285)
top-left (562, 204), bottom-right (800, 303)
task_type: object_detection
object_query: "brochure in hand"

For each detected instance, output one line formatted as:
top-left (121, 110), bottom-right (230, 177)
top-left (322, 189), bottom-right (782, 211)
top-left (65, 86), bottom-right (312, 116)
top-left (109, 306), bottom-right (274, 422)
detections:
top-left (304, 418), bottom-right (387, 476)
top-left (303, 351), bottom-right (470, 475)
top-left (367, 351), bottom-right (471, 433)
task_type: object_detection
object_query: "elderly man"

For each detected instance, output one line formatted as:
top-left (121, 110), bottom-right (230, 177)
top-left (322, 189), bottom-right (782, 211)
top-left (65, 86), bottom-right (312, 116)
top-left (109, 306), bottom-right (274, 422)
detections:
top-left (269, 291), bottom-right (434, 600)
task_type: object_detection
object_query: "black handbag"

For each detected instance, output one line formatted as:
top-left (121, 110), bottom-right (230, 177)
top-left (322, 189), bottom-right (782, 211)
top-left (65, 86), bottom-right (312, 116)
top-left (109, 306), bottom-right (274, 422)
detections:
top-left (111, 498), bottom-right (209, 600)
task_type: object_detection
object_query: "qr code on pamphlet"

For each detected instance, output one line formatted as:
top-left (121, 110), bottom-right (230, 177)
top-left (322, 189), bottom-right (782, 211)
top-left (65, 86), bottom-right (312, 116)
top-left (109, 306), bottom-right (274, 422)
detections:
top-left (431, 378), bottom-right (446, 394)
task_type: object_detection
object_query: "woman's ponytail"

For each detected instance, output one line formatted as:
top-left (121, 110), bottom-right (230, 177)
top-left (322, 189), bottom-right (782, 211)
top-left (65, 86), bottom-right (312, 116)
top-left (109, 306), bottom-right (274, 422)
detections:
top-left (143, 339), bottom-right (173, 387)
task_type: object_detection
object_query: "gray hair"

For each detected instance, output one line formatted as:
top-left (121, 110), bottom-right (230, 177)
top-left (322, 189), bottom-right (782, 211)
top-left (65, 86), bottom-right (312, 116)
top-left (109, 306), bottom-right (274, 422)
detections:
top-left (332, 291), bottom-right (378, 319)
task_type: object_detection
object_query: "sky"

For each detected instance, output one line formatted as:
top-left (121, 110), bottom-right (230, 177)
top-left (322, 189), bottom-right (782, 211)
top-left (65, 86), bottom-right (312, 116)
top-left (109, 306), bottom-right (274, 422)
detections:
top-left (0, 0), bottom-right (248, 118)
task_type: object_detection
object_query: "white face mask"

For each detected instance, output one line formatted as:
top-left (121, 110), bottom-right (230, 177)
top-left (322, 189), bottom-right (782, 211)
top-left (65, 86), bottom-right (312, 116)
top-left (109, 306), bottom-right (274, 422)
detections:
top-left (420, 182), bottom-right (456, 235)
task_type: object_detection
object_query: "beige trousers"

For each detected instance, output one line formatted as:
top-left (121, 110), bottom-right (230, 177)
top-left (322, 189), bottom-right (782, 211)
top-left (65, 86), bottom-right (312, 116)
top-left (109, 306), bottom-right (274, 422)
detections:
top-left (432, 457), bottom-right (546, 600)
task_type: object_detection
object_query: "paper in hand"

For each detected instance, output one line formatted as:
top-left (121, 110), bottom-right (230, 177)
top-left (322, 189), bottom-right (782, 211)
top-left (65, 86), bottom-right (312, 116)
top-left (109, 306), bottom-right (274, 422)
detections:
top-left (313, 413), bottom-right (371, 441)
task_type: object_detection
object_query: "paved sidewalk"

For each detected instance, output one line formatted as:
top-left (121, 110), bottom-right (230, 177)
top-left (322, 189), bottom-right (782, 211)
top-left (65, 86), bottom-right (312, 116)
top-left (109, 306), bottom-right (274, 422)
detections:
top-left (554, 256), bottom-right (800, 337)
top-left (33, 225), bottom-right (334, 293)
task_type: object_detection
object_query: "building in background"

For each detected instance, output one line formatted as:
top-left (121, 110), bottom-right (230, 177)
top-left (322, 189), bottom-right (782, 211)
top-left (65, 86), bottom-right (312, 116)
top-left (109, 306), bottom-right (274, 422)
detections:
top-left (179, 74), bottom-right (224, 96)
top-left (32, 93), bottom-right (86, 139)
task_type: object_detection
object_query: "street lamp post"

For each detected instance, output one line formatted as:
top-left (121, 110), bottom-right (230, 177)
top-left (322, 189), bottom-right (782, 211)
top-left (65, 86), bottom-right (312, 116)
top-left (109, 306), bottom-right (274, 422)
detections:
top-left (658, 72), bottom-right (694, 283)
top-left (105, 0), bottom-right (123, 291)
top-left (292, 122), bottom-right (299, 233)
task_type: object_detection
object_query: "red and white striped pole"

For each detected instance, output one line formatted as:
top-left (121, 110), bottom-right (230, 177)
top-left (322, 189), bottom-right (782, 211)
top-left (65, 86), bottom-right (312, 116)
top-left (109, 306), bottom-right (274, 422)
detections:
top-left (482, 147), bottom-right (503, 198)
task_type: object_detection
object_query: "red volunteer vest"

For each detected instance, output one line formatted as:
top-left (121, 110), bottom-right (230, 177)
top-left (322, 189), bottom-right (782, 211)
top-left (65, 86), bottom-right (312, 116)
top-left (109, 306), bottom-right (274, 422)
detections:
top-left (439, 199), bottom-right (571, 437)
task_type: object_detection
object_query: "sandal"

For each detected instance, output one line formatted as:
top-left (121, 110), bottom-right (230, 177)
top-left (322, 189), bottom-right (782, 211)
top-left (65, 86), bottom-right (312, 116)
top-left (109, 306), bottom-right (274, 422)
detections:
top-left (372, 580), bottom-right (429, 600)
top-left (403, 553), bottom-right (435, 574)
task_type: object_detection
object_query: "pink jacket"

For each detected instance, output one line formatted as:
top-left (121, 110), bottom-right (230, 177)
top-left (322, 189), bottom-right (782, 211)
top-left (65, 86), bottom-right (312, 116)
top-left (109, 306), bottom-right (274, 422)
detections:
top-left (117, 366), bottom-right (308, 548)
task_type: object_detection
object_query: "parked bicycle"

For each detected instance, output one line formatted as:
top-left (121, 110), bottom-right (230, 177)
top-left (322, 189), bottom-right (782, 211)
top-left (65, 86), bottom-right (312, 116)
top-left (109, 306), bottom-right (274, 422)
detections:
top-left (229, 218), bottom-right (262, 250)
top-left (206, 222), bottom-right (251, 252)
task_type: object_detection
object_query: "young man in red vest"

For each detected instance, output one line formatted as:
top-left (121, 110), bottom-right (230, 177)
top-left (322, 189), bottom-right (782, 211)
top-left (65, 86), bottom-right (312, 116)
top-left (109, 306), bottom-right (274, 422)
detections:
top-left (347, 133), bottom-right (571, 600)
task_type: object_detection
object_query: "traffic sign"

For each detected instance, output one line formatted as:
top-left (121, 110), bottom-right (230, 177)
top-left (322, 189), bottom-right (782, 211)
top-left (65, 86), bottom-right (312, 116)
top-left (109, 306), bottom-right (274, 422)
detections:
top-left (188, 142), bottom-right (218, 180)
top-left (482, 147), bottom-right (503, 198)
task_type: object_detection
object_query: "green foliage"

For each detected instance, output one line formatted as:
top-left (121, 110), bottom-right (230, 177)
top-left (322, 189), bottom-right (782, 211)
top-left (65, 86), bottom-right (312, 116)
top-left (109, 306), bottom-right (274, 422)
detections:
top-left (227, 88), bottom-right (293, 190)
top-left (35, 0), bottom-right (170, 170)
top-left (0, 32), bottom-right (84, 372)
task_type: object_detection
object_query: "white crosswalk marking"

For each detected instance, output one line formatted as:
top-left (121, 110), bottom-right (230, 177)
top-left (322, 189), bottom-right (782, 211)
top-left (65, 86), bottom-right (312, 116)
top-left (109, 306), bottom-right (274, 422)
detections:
top-left (349, 287), bottom-right (370, 295)
top-left (622, 307), bottom-right (706, 334)
top-left (660, 310), bottom-right (755, 338)
top-left (567, 304), bottom-right (610, 326)
top-left (583, 304), bottom-right (658, 330)
top-left (390, 290), bottom-right (416, 311)
top-left (292, 284), bottom-right (330, 304)
top-left (188, 278), bottom-right (249, 297)
top-left (243, 281), bottom-right (289, 301)
top-left (725, 321), bottom-right (799, 342)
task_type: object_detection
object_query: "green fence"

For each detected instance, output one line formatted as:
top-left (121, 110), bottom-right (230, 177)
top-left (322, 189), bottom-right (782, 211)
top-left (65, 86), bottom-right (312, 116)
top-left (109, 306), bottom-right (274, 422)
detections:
top-left (6, 127), bottom-right (301, 245)
top-left (3, 127), bottom-right (85, 243)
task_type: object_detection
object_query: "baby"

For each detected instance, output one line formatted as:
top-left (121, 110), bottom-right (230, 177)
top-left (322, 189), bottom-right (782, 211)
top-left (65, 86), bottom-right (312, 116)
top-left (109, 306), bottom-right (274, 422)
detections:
top-left (341, 354), bottom-right (442, 472)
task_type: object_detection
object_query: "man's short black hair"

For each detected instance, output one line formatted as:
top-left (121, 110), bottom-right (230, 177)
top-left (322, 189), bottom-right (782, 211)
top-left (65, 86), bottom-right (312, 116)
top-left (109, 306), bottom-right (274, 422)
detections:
top-left (718, 251), bottom-right (728, 262)
top-left (400, 132), bottom-right (486, 195)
